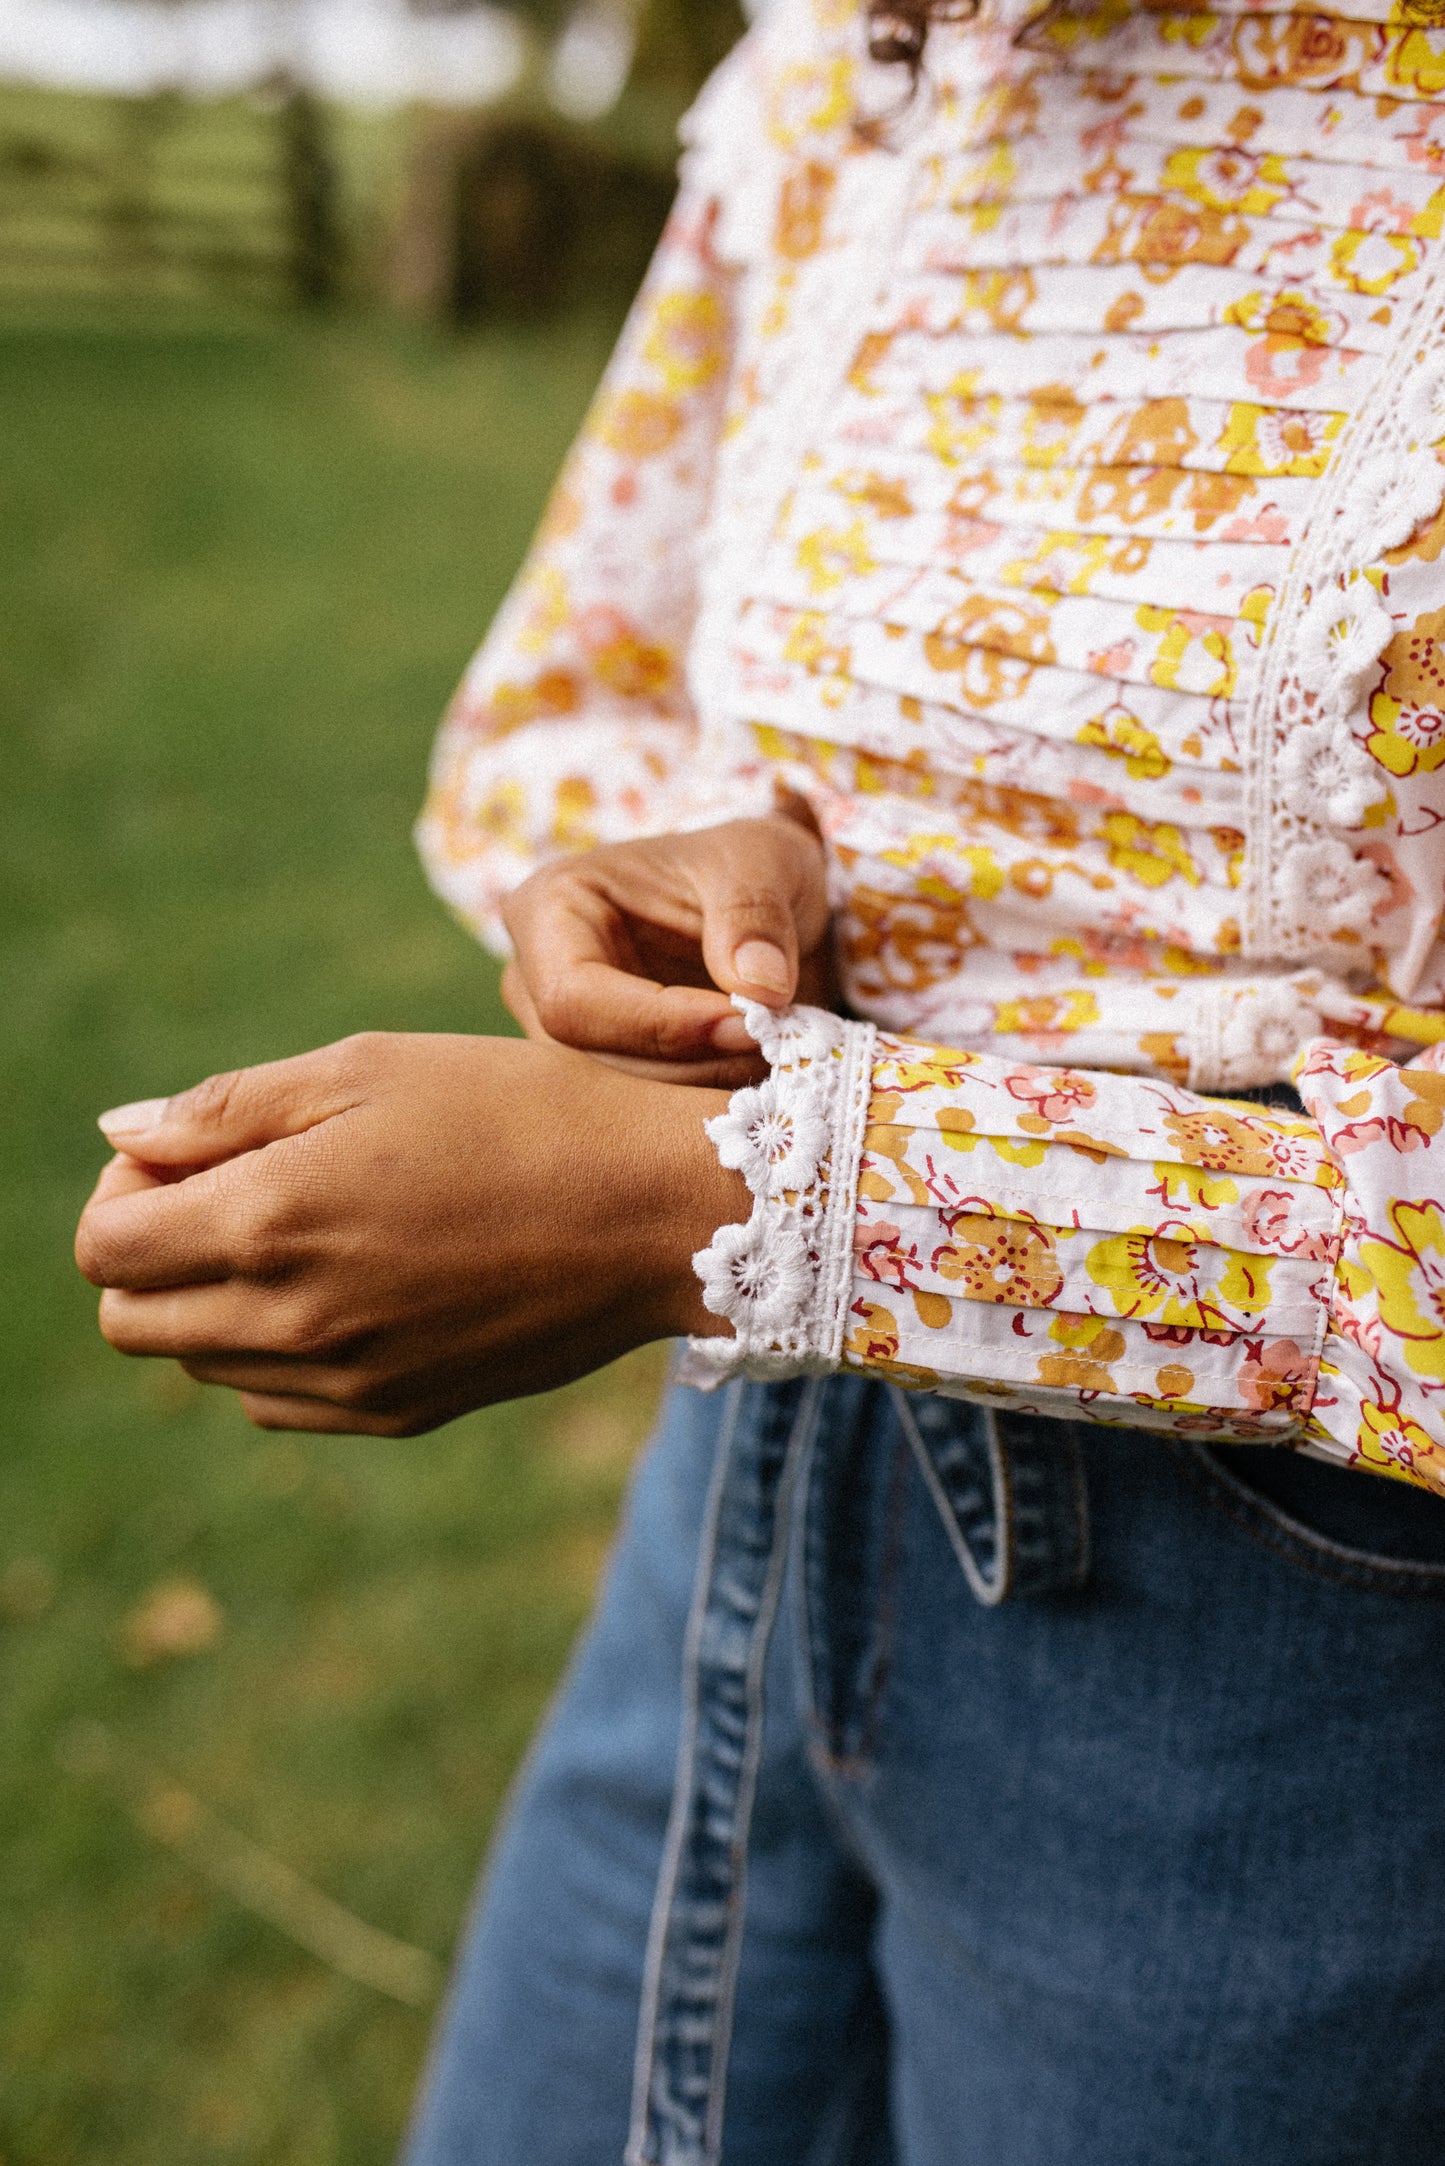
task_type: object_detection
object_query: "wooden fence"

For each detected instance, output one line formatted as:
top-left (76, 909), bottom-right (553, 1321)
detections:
top-left (0, 81), bottom-right (341, 305)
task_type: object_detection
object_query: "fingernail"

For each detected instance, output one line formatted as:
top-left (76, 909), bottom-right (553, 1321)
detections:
top-left (733, 940), bottom-right (790, 996)
top-left (711, 1013), bottom-right (756, 1052)
top-left (97, 1097), bottom-right (169, 1139)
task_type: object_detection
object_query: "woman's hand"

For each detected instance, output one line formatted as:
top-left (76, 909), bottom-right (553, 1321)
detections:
top-left (75, 1033), bottom-right (743, 1435)
top-left (500, 812), bottom-right (835, 1088)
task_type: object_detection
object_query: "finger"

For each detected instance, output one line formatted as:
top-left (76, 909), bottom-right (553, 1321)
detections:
top-left (692, 822), bottom-right (830, 1010)
top-left (502, 956), bottom-right (762, 1079)
top-left (85, 1153), bottom-right (166, 1208)
top-left (178, 1353), bottom-right (361, 1400)
top-left (589, 1046), bottom-right (769, 1089)
top-left (234, 1391), bottom-right (414, 1437)
top-left (501, 960), bottom-right (548, 1041)
top-left (76, 1147), bottom-right (293, 1291)
top-left (95, 1035), bottom-right (373, 1168)
top-left (509, 868), bottom-right (744, 1060)
top-left (95, 1280), bottom-right (313, 1357)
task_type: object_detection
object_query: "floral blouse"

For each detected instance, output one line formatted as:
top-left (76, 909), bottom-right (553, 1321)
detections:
top-left (417, 0), bottom-right (1445, 1493)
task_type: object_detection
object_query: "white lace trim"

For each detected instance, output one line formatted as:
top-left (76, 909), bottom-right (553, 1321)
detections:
top-left (1242, 252), bottom-right (1445, 965)
top-left (1187, 969), bottom-right (1351, 1092)
top-left (679, 1000), bottom-right (878, 1388)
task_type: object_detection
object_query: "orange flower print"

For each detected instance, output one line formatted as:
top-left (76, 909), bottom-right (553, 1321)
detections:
top-left (599, 389), bottom-right (684, 459)
top-left (845, 1298), bottom-right (901, 1365)
top-left (1367, 607), bottom-right (1445, 777)
top-left (775, 160), bottom-right (836, 261)
top-left (1234, 11), bottom-right (1375, 90)
top-left (932, 1215), bottom-right (1065, 1308)
top-left (575, 607), bottom-right (674, 703)
top-left (923, 596), bottom-right (1056, 704)
top-left (1162, 1107), bottom-right (1286, 1177)
top-left (484, 668), bottom-right (580, 736)
top-left (1036, 1313), bottom-right (1126, 1393)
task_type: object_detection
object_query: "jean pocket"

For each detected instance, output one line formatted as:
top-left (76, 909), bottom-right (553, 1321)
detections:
top-left (1173, 1438), bottom-right (1445, 1595)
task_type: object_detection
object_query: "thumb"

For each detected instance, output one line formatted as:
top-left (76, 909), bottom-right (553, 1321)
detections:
top-left (693, 823), bottom-right (828, 1010)
top-left (95, 1041), bottom-right (367, 1168)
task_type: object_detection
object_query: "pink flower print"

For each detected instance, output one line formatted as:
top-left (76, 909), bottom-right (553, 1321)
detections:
top-left (1088, 639), bottom-right (1137, 678)
top-left (1219, 504), bottom-right (1291, 545)
top-left (856, 1221), bottom-right (922, 1292)
top-left (1243, 336), bottom-right (1329, 401)
top-left (1003, 1066), bottom-right (1098, 1124)
top-left (1240, 1185), bottom-right (1333, 1260)
top-left (1239, 1338), bottom-right (1314, 1412)
top-left (1350, 186), bottom-right (1419, 234)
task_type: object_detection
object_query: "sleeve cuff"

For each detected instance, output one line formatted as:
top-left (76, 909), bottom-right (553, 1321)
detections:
top-left (679, 1002), bottom-right (877, 1386)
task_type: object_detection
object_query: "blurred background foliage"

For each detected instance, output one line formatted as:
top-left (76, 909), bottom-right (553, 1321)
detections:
top-left (0, 0), bottom-right (744, 2155)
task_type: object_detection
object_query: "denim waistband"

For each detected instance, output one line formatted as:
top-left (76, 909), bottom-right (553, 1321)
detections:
top-left (626, 1376), bottom-right (1089, 2166)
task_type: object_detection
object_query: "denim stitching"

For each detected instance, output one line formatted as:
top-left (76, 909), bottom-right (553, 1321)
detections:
top-left (626, 1380), bottom-right (744, 2166)
top-left (892, 1392), bottom-right (1013, 1606)
top-left (626, 1377), bottom-right (819, 2166)
top-left (1166, 1438), bottom-right (1445, 1598)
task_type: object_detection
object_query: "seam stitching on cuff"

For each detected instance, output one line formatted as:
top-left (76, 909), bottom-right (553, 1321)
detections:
top-left (819, 1020), bottom-right (877, 1367)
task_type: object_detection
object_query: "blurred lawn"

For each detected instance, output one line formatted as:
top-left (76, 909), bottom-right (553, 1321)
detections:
top-left (0, 301), bottom-right (670, 2164)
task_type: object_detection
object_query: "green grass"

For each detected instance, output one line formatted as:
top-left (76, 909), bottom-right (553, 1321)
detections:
top-left (0, 301), bottom-right (670, 2165)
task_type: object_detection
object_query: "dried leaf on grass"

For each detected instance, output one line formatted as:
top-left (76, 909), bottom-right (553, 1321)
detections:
top-left (118, 1578), bottom-right (224, 1667)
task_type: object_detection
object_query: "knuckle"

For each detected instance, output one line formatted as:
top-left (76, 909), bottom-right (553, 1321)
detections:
top-left (331, 1030), bottom-right (389, 1083)
top-left (225, 1185), bottom-right (297, 1278)
top-left (530, 974), bottom-right (584, 1044)
top-left (286, 1291), bottom-right (357, 1359)
top-left (173, 1067), bottom-right (246, 1129)
top-left (716, 886), bottom-right (791, 929)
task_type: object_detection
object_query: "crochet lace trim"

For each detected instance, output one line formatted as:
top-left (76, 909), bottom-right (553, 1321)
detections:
top-left (1242, 256), bottom-right (1445, 965)
top-left (1187, 970), bottom-right (1346, 1093)
top-left (679, 1002), bottom-right (877, 1387)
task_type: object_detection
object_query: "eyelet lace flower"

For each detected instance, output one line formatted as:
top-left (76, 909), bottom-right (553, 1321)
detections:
top-left (1296, 580), bottom-right (1393, 715)
top-left (1279, 837), bottom-right (1385, 937)
top-left (705, 1073), bottom-right (829, 1196)
top-left (694, 1214), bottom-right (813, 1335)
top-left (1278, 720), bottom-right (1382, 830)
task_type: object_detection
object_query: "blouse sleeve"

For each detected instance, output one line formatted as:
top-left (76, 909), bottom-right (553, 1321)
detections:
top-left (683, 1005), bottom-right (1445, 1501)
top-left (415, 156), bottom-right (772, 955)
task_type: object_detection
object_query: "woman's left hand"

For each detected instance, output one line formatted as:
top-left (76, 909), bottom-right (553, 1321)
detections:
top-left (75, 1033), bottom-right (742, 1434)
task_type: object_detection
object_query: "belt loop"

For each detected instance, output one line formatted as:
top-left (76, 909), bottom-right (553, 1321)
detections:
top-left (891, 1389), bottom-right (1089, 1607)
top-left (626, 1376), bottom-right (819, 2166)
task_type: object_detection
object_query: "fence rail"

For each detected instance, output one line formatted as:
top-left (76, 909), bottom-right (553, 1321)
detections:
top-left (0, 83), bottom-right (340, 304)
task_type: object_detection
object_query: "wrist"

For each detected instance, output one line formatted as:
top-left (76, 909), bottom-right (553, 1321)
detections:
top-left (599, 1069), bottom-right (747, 1343)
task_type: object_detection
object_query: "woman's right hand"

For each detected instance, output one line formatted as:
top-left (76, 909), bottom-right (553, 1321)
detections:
top-left (499, 813), bottom-right (836, 1087)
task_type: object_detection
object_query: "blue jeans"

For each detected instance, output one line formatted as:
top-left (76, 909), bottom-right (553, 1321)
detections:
top-left (403, 1375), bottom-right (1445, 2166)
